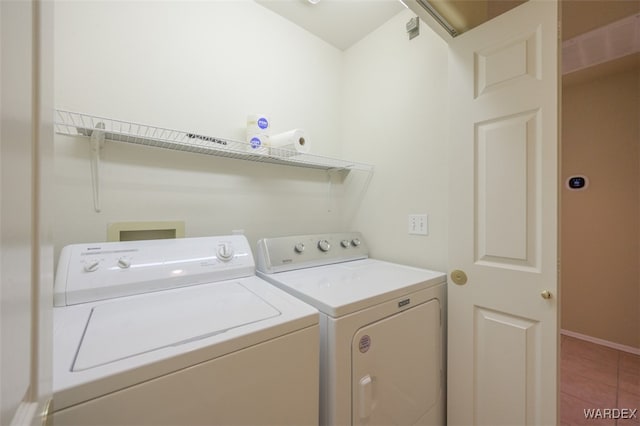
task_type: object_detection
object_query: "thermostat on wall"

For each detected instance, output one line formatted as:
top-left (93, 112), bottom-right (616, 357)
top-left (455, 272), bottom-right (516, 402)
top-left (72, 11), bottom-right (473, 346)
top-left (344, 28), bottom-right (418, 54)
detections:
top-left (566, 175), bottom-right (589, 191)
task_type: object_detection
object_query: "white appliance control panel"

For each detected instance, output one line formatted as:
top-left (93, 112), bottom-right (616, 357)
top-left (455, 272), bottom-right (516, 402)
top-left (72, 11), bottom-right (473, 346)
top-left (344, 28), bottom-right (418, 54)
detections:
top-left (54, 236), bottom-right (254, 306)
top-left (256, 232), bottom-right (368, 273)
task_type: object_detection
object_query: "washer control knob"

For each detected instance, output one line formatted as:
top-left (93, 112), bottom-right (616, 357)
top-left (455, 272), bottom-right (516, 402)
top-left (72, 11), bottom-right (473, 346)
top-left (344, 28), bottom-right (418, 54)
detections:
top-left (351, 238), bottom-right (361, 247)
top-left (84, 259), bottom-right (100, 272)
top-left (294, 243), bottom-right (305, 254)
top-left (318, 239), bottom-right (331, 252)
top-left (340, 239), bottom-right (350, 248)
top-left (217, 243), bottom-right (234, 262)
top-left (117, 257), bottom-right (131, 269)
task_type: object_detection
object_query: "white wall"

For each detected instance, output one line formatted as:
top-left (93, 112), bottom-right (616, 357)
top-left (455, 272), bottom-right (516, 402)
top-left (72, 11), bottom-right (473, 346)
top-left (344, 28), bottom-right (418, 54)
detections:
top-left (1, 2), bottom-right (34, 421)
top-left (54, 0), bottom-right (350, 259)
top-left (54, 1), bottom-right (449, 272)
top-left (55, 1), bottom-right (343, 149)
top-left (2, 0), bottom-right (54, 422)
top-left (342, 9), bottom-right (449, 271)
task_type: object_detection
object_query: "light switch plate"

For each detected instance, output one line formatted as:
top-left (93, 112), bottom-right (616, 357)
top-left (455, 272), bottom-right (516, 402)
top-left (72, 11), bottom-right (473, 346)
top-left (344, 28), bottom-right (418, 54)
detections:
top-left (408, 214), bottom-right (428, 235)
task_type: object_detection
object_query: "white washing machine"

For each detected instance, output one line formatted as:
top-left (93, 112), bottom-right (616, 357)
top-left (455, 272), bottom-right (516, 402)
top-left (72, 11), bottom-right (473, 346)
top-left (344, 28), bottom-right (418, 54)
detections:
top-left (53, 235), bottom-right (319, 426)
top-left (256, 232), bottom-right (447, 426)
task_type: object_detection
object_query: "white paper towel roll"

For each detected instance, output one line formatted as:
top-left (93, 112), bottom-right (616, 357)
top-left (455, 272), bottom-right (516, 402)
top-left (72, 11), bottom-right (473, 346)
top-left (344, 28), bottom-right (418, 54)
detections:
top-left (268, 129), bottom-right (310, 156)
top-left (247, 114), bottom-right (270, 134)
top-left (246, 132), bottom-right (269, 155)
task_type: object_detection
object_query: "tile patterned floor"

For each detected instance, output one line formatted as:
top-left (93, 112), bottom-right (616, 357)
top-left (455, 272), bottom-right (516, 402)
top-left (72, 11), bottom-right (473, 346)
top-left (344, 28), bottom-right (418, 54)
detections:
top-left (561, 334), bottom-right (640, 425)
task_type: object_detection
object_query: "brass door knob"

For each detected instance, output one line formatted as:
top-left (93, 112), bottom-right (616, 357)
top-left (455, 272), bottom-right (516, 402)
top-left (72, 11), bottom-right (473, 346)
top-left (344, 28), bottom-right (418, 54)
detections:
top-left (451, 269), bottom-right (468, 285)
top-left (541, 290), bottom-right (552, 299)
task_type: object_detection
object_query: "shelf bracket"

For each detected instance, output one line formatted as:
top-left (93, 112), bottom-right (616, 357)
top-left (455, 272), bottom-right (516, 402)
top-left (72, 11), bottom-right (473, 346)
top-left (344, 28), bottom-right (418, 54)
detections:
top-left (326, 168), bottom-right (342, 213)
top-left (89, 122), bottom-right (106, 212)
top-left (326, 169), bottom-right (333, 212)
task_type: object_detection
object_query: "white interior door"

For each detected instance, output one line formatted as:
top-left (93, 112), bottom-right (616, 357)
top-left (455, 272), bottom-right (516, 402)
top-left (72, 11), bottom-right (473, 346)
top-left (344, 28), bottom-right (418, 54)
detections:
top-left (447, 1), bottom-right (559, 425)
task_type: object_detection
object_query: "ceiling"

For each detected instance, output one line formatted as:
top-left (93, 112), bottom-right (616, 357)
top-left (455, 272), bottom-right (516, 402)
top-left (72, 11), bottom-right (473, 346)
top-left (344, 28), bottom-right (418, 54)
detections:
top-left (562, 0), bottom-right (640, 40)
top-left (255, 0), bottom-right (405, 50)
top-left (256, 0), bottom-right (639, 80)
top-left (562, 0), bottom-right (639, 84)
top-left (256, 0), bottom-right (639, 44)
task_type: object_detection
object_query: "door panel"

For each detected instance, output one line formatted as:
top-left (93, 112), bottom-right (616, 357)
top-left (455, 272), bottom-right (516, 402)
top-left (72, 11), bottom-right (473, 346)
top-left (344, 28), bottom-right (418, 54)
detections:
top-left (475, 109), bottom-right (540, 271)
top-left (448, 1), bottom-right (559, 425)
top-left (474, 307), bottom-right (541, 425)
top-left (351, 300), bottom-right (441, 426)
top-left (475, 28), bottom-right (541, 98)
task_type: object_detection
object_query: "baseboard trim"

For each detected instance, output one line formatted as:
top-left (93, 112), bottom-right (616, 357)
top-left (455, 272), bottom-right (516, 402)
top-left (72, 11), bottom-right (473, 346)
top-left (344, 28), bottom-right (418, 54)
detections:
top-left (561, 329), bottom-right (640, 356)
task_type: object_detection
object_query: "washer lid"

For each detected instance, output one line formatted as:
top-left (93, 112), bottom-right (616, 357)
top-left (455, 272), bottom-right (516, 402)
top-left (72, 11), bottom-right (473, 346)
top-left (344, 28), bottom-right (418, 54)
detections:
top-left (73, 281), bottom-right (280, 371)
top-left (258, 259), bottom-right (446, 317)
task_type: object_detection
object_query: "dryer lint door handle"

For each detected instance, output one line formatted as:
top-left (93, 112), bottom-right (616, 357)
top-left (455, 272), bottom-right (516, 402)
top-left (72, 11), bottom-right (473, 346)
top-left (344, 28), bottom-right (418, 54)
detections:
top-left (359, 374), bottom-right (373, 419)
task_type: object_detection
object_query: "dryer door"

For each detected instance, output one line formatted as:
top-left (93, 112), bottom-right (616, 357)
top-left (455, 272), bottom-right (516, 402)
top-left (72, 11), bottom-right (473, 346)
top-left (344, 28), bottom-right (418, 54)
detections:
top-left (351, 299), bottom-right (442, 426)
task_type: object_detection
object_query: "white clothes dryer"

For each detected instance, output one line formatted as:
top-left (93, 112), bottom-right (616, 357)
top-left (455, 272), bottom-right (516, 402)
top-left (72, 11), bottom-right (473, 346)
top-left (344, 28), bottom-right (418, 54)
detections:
top-left (256, 232), bottom-right (447, 426)
top-left (53, 235), bottom-right (319, 426)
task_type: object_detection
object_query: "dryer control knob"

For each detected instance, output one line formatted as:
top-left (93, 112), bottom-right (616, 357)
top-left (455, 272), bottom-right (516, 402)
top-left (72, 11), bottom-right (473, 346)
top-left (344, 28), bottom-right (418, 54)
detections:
top-left (340, 239), bottom-right (350, 248)
top-left (318, 239), bottom-right (331, 252)
top-left (217, 243), bottom-right (234, 262)
top-left (117, 257), bottom-right (131, 269)
top-left (351, 238), bottom-right (361, 247)
top-left (84, 259), bottom-right (100, 272)
top-left (294, 243), bottom-right (305, 253)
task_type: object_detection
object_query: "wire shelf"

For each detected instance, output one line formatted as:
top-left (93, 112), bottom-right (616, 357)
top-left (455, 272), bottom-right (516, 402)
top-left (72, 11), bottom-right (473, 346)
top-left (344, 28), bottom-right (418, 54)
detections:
top-left (54, 110), bottom-right (373, 172)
